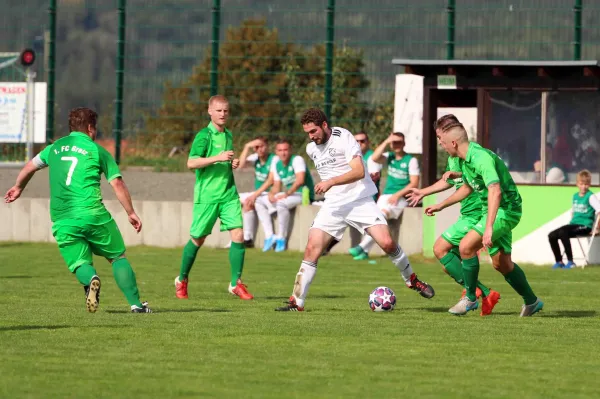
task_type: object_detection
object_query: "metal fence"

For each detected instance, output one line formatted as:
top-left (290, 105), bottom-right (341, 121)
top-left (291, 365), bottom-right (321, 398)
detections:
top-left (1, 0), bottom-right (598, 167)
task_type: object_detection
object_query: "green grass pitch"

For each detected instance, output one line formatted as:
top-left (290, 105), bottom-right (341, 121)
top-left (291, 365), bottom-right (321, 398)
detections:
top-left (1, 243), bottom-right (600, 398)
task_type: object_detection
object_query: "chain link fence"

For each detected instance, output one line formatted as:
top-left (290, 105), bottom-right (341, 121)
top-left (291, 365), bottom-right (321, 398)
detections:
top-left (2, 1), bottom-right (599, 169)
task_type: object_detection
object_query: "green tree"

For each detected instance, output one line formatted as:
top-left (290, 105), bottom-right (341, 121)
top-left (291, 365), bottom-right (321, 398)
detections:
top-left (144, 18), bottom-right (373, 155)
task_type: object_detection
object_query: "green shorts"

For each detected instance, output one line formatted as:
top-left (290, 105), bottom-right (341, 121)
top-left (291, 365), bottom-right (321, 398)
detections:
top-left (472, 208), bottom-right (522, 256)
top-left (52, 218), bottom-right (126, 273)
top-left (190, 198), bottom-right (243, 238)
top-left (441, 215), bottom-right (480, 246)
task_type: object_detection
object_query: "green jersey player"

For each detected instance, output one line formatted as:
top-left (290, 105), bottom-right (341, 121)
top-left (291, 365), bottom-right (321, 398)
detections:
top-left (4, 107), bottom-right (151, 313)
top-left (174, 95), bottom-right (253, 300)
top-left (406, 114), bottom-right (500, 316)
top-left (427, 120), bottom-right (543, 317)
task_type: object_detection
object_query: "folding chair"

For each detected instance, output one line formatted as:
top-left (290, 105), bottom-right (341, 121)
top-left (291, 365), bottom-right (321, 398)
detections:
top-left (572, 214), bottom-right (600, 268)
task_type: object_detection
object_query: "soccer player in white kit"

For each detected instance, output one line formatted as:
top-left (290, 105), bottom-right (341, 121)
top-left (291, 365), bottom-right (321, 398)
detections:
top-left (275, 108), bottom-right (435, 311)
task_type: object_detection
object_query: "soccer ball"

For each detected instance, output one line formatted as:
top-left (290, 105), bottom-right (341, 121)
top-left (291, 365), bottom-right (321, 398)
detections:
top-left (369, 286), bottom-right (396, 312)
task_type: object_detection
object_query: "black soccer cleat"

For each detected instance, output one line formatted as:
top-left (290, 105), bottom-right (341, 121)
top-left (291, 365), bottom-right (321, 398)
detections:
top-left (84, 276), bottom-right (101, 313)
top-left (408, 275), bottom-right (435, 299)
top-left (131, 301), bottom-right (152, 313)
top-left (275, 296), bottom-right (304, 312)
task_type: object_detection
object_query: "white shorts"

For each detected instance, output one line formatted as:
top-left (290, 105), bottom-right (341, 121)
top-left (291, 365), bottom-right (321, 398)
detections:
top-left (376, 194), bottom-right (408, 220)
top-left (311, 196), bottom-right (388, 241)
top-left (239, 191), bottom-right (276, 214)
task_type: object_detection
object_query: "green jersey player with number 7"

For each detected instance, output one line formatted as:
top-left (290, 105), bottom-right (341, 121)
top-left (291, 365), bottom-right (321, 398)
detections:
top-left (4, 107), bottom-right (151, 313)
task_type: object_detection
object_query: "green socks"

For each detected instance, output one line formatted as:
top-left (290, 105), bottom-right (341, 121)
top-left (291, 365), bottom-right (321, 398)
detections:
top-left (112, 258), bottom-right (143, 307)
top-left (179, 239), bottom-right (200, 281)
top-left (74, 263), bottom-right (97, 286)
top-left (440, 251), bottom-right (465, 286)
top-left (440, 250), bottom-right (491, 297)
top-left (504, 263), bottom-right (537, 305)
top-left (229, 242), bottom-right (245, 286)
top-left (462, 256), bottom-right (480, 301)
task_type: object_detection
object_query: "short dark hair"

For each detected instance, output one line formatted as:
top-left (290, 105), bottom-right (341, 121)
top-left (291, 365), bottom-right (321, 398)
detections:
top-left (300, 108), bottom-right (328, 126)
top-left (69, 107), bottom-right (97, 132)
top-left (355, 131), bottom-right (369, 140)
top-left (276, 138), bottom-right (292, 147)
top-left (433, 114), bottom-right (460, 131)
top-left (392, 132), bottom-right (405, 139)
top-left (255, 135), bottom-right (269, 144)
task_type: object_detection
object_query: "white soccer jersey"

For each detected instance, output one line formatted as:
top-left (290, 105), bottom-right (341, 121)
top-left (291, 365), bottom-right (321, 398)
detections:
top-left (306, 126), bottom-right (378, 207)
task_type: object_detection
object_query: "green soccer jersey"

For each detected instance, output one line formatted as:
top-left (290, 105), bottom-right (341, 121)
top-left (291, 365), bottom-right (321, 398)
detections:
top-left (34, 131), bottom-right (121, 223)
top-left (383, 152), bottom-right (415, 195)
top-left (460, 142), bottom-right (522, 213)
top-left (571, 191), bottom-right (596, 228)
top-left (445, 156), bottom-right (481, 218)
top-left (189, 122), bottom-right (238, 204)
top-left (253, 153), bottom-right (275, 190)
top-left (273, 155), bottom-right (315, 201)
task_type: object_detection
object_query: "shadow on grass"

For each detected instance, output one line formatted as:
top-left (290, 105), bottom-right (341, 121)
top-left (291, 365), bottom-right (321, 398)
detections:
top-left (541, 310), bottom-right (597, 318)
top-left (104, 308), bottom-right (232, 314)
top-left (0, 275), bottom-right (34, 279)
top-left (264, 294), bottom-right (346, 300)
top-left (0, 325), bottom-right (72, 332)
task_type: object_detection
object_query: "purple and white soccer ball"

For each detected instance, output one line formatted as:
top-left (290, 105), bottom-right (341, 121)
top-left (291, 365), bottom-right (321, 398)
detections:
top-left (369, 286), bottom-right (396, 312)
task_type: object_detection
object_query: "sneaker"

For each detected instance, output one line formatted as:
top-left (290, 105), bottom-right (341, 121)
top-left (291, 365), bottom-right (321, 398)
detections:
top-left (520, 298), bottom-right (544, 317)
top-left (275, 238), bottom-right (287, 252)
top-left (243, 239), bottom-right (254, 249)
top-left (552, 262), bottom-right (565, 269)
top-left (449, 297), bottom-right (479, 315)
top-left (175, 276), bottom-right (188, 299)
top-left (84, 276), bottom-right (101, 313)
top-left (408, 274), bottom-right (435, 299)
top-left (131, 301), bottom-right (152, 313)
top-left (262, 236), bottom-right (276, 252)
top-left (461, 287), bottom-right (483, 299)
top-left (564, 261), bottom-right (576, 269)
top-left (480, 290), bottom-right (501, 316)
top-left (353, 252), bottom-right (369, 260)
top-left (228, 279), bottom-right (254, 300)
top-left (275, 296), bottom-right (304, 312)
top-left (348, 245), bottom-right (365, 258)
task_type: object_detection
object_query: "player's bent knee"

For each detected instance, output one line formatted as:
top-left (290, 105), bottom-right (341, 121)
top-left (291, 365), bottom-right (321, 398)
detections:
top-left (230, 228), bottom-right (244, 242)
top-left (191, 236), bottom-right (206, 246)
top-left (108, 252), bottom-right (126, 264)
top-left (304, 242), bottom-right (323, 262)
top-left (433, 240), bottom-right (450, 260)
top-left (458, 241), bottom-right (477, 259)
top-left (379, 237), bottom-right (396, 254)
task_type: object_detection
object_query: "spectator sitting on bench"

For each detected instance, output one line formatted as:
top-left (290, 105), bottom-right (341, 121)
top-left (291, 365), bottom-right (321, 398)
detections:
top-left (548, 169), bottom-right (600, 269)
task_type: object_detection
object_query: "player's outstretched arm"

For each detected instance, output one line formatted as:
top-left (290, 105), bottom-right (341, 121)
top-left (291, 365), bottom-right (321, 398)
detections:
top-left (187, 151), bottom-right (234, 169)
top-left (110, 178), bottom-right (142, 233)
top-left (425, 184), bottom-right (473, 216)
top-left (406, 178), bottom-right (453, 206)
top-left (4, 160), bottom-right (40, 203)
top-left (315, 155), bottom-right (364, 195)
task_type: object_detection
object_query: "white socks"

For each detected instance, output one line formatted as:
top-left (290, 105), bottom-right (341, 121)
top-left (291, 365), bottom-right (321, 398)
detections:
top-left (292, 260), bottom-right (317, 308)
top-left (388, 245), bottom-right (414, 285)
top-left (243, 211), bottom-right (256, 241)
top-left (359, 234), bottom-right (376, 253)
